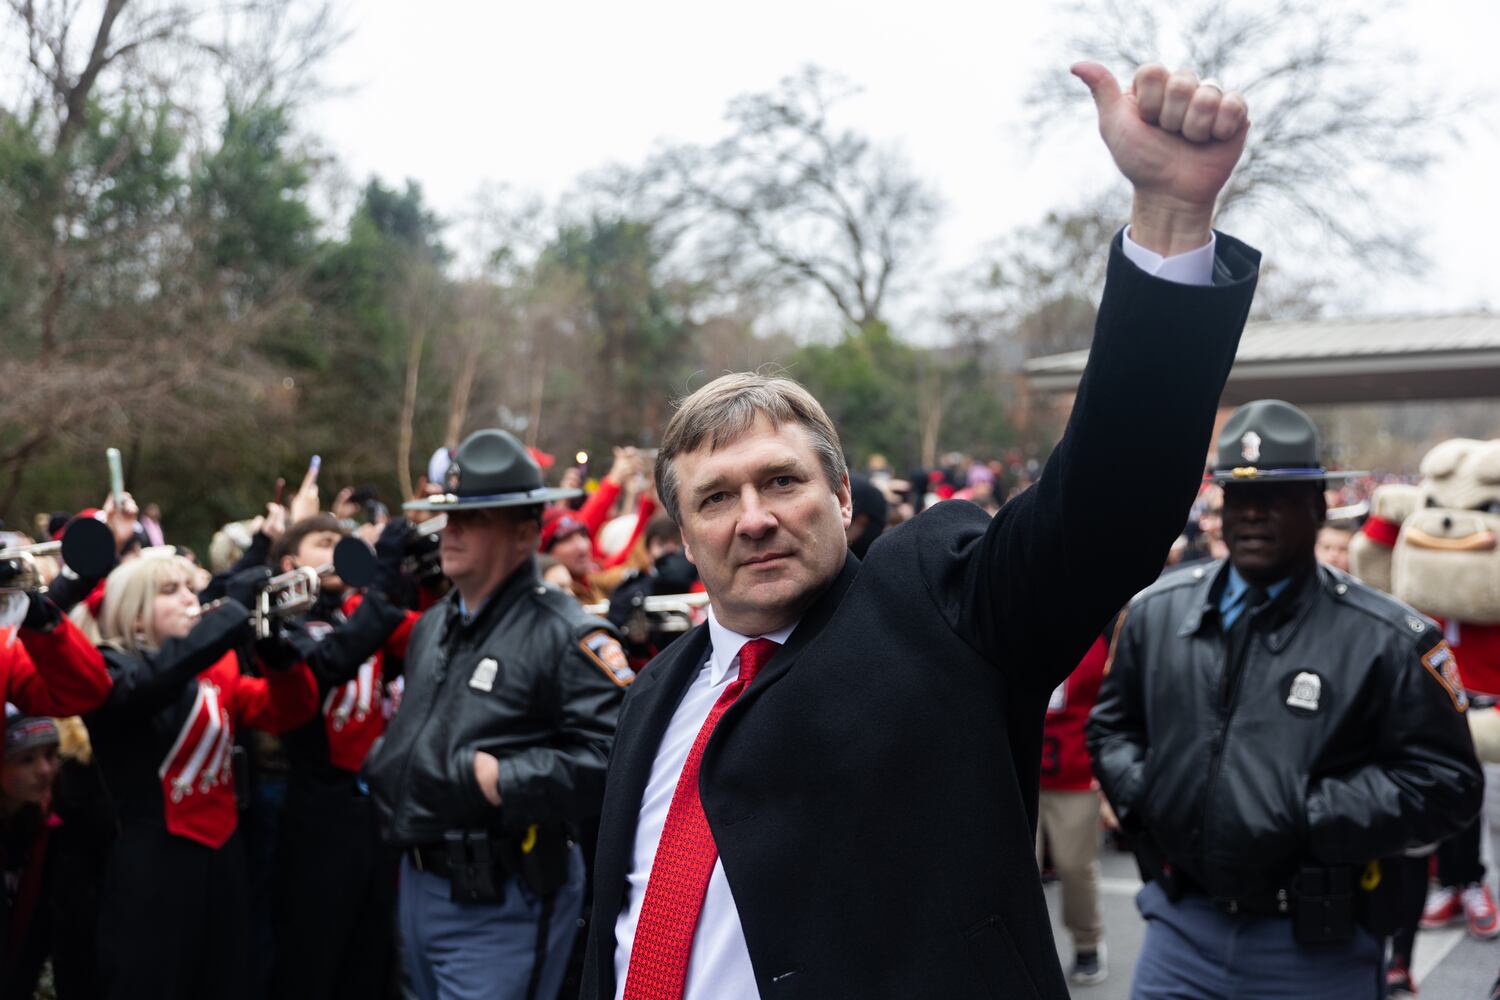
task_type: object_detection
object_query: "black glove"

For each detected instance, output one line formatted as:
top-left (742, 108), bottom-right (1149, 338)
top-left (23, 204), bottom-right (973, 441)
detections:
top-left (224, 566), bottom-right (271, 610)
top-left (255, 625), bottom-right (302, 672)
top-left (373, 518), bottom-right (416, 597)
top-left (22, 593), bottom-right (62, 632)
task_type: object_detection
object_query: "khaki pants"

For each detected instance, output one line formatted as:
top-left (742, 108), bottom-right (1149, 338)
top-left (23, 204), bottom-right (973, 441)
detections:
top-left (1035, 789), bottom-right (1104, 951)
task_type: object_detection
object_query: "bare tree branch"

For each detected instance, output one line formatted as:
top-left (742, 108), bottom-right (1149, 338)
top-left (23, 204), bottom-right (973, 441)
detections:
top-left (646, 65), bottom-right (941, 330)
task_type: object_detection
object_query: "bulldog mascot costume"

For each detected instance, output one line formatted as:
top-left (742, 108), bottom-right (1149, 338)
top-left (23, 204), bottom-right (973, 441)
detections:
top-left (1351, 437), bottom-right (1500, 975)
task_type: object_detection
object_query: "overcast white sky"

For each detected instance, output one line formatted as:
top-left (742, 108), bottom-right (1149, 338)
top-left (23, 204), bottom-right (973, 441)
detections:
top-left (302, 1), bottom-right (1496, 328)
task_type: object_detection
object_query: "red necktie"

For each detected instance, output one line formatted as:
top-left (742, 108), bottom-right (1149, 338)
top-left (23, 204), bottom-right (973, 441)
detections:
top-left (622, 637), bottom-right (780, 1000)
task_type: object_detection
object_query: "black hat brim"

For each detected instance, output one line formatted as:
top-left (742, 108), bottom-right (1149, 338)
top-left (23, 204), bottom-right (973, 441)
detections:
top-left (1207, 468), bottom-right (1367, 485)
top-left (403, 486), bottom-right (582, 512)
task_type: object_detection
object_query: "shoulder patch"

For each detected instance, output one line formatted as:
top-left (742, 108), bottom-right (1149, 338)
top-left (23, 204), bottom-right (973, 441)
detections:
top-left (1102, 607), bottom-right (1128, 677)
top-left (579, 630), bottom-right (635, 688)
top-left (1422, 640), bottom-right (1468, 712)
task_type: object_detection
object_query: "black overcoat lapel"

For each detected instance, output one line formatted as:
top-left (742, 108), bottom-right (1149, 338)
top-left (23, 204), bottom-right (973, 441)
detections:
top-left (588, 553), bottom-right (861, 995)
top-left (588, 623), bottom-right (711, 991)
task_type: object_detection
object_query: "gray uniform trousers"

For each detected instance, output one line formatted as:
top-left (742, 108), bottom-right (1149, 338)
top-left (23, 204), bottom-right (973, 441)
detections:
top-left (398, 844), bottom-right (586, 1000)
top-left (1130, 880), bottom-right (1383, 1000)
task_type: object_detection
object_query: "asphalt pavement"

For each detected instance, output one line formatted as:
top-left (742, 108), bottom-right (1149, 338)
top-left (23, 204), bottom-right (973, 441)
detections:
top-left (1044, 766), bottom-right (1500, 999)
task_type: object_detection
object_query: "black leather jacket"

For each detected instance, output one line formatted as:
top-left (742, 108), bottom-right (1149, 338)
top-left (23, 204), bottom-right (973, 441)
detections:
top-left (1089, 560), bottom-right (1481, 901)
top-left (365, 558), bottom-right (629, 847)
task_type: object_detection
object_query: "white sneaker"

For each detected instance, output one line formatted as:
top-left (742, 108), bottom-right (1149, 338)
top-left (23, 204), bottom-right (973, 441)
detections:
top-left (1069, 942), bottom-right (1107, 986)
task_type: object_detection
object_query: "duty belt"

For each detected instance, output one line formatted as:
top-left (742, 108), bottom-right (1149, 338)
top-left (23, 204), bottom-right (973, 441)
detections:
top-left (407, 842), bottom-right (456, 877)
top-left (1168, 866), bottom-right (1293, 918)
top-left (1210, 886), bottom-right (1292, 918)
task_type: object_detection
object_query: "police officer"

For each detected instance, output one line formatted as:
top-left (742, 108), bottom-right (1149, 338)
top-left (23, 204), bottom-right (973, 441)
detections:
top-left (365, 429), bottom-right (632, 1000)
top-left (1088, 399), bottom-right (1483, 1000)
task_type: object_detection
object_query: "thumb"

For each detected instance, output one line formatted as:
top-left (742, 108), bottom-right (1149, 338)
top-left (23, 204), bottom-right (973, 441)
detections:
top-left (1070, 61), bottom-right (1122, 116)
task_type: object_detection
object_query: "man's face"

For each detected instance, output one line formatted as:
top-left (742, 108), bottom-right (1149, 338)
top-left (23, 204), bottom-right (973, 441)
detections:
top-left (1316, 526), bottom-right (1353, 573)
top-left (551, 530), bottom-right (593, 579)
top-left (441, 508), bottom-right (533, 597)
top-left (647, 534), bottom-right (682, 563)
top-left (1222, 482), bottom-right (1324, 585)
top-left (289, 530), bottom-right (344, 593)
top-left (673, 415), bottom-right (851, 635)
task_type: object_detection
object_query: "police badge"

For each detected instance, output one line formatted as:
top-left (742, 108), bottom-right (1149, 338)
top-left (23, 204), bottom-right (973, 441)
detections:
top-left (1241, 430), bottom-right (1262, 464)
top-left (1286, 671), bottom-right (1322, 712)
top-left (469, 657), bottom-right (500, 692)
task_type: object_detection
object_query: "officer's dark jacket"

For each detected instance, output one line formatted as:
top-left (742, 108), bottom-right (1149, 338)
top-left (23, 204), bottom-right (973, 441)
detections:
top-left (366, 558), bottom-right (628, 847)
top-left (1089, 559), bottom-right (1482, 901)
top-left (583, 235), bottom-right (1261, 1000)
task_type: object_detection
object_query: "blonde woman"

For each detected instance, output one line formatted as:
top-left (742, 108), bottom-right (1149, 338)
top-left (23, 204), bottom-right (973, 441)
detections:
top-left (85, 551), bottom-right (317, 1000)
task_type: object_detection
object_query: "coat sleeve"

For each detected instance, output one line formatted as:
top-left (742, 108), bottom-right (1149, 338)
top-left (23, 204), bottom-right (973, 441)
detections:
top-left (44, 565), bottom-right (113, 614)
top-left (952, 234), bottom-right (1258, 693)
top-left (476, 628), bottom-right (627, 832)
top-left (577, 477), bottom-right (621, 540)
top-left (1305, 632), bottom-right (1483, 863)
top-left (290, 592), bottom-right (413, 690)
top-left (1085, 605), bottom-right (1153, 828)
top-left (232, 661), bottom-right (320, 735)
top-left (599, 493), bottom-right (657, 569)
top-left (197, 532), bottom-right (271, 604)
top-left (93, 603), bottom-right (250, 722)
top-left (4, 615), bottom-right (113, 717)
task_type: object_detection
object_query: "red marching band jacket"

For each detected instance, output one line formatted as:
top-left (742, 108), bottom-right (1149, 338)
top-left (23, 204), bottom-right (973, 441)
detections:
top-left (308, 592), bottom-right (415, 774)
top-left (0, 615), bottom-right (113, 717)
top-left (158, 653), bottom-right (318, 847)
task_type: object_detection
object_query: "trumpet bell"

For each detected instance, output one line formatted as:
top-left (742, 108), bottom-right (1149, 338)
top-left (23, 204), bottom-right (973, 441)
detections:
top-left (261, 565), bottom-right (323, 622)
top-left (0, 517), bottom-right (117, 596)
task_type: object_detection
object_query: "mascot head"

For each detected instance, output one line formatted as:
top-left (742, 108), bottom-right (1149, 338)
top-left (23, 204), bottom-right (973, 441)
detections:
top-left (1348, 483), bottom-right (1421, 593)
top-left (1390, 439), bottom-right (1500, 624)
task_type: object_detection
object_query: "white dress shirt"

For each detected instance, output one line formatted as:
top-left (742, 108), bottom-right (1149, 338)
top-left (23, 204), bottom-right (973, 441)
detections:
top-left (612, 231), bottom-right (1215, 999)
top-left (613, 610), bottom-right (796, 1000)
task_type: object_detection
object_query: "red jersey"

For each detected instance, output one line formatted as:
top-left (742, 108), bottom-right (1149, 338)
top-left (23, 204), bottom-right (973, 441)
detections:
top-left (1040, 636), bottom-right (1108, 792)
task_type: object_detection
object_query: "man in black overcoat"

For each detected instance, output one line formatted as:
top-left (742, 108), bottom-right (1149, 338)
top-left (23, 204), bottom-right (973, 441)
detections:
top-left (583, 61), bottom-right (1261, 1000)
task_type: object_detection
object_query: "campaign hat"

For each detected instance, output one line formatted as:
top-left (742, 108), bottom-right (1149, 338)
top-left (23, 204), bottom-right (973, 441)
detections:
top-left (404, 429), bottom-right (582, 512)
top-left (1208, 399), bottom-right (1364, 485)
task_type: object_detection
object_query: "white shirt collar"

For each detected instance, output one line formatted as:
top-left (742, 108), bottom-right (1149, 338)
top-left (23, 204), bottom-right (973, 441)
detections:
top-left (705, 606), bottom-right (798, 686)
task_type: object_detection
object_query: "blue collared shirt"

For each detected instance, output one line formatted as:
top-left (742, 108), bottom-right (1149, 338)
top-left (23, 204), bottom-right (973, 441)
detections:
top-left (1218, 565), bottom-right (1291, 630)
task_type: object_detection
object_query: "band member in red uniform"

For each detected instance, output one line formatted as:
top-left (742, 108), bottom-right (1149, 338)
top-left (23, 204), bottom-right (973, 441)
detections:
top-left (267, 514), bottom-right (418, 999)
top-left (85, 550), bottom-right (317, 1000)
top-left (1038, 633), bottom-right (1111, 986)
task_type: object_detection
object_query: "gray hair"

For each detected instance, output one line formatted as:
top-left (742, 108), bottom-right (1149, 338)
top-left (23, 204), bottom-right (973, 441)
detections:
top-left (655, 372), bottom-right (848, 524)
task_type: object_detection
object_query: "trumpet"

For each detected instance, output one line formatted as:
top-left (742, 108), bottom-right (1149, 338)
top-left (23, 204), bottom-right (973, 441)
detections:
top-left (198, 563), bottom-right (330, 640)
top-left (0, 517), bottom-right (117, 595)
top-left (0, 540), bottom-right (62, 594)
top-left (582, 592), bottom-right (709, 638)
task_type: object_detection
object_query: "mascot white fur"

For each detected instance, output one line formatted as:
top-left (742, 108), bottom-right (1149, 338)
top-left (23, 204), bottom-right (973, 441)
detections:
top-left (1353, 439), bottom-right (1500, 758)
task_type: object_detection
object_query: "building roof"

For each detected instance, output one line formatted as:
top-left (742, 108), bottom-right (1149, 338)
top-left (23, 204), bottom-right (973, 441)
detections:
top-left (1024, 312), bottom-right (1500, 404)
